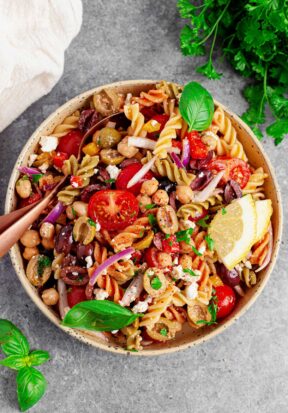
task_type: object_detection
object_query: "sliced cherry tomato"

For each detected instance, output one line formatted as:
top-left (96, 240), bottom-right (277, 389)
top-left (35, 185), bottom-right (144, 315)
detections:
top-left (162, 234), bottom-right (180, 254)
top-left (57, 130), bottom-right (83, 157)
top-left (131, 250), bottom-right (142, 264)
top-left (67, 285), bottom-right (87, 308)
top-left (53, 151), bottom-right (68, 169)
top-left (144, 247), bottom-right (159, 268)
top-left (70, 176), bottom-right (83, 188)
top-left (19, 192), bottom-right (42, 208)
top-left (116, 163), bottom-right (154, 195)
top-left (189, 209), bottom-right (208, 223)
top-left (172, 140), bottom-right (182, 150)
top-left (214, 285), bottom-right (236, 319)
top-left (88, 189), bottom-right (139, 231)
top-left (147, 114), bottom-right (169, 138)
top-left (207, 156), bottom-right (250, 189)
top-left (141, 107), bottom-right (160, 120)
top-left (186, 131), bottom-right (208, 160)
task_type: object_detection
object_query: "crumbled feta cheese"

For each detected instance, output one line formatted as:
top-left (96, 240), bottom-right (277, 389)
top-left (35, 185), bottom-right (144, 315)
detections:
top-left (172, 265), bottom-right (201, 282)
top-left (85, 256), bottom-right (93, 269)
top-left (181, 220), bottom-right (196, 230)
top-left (132, 300), bottom-right (149, 314)
top-left (198, 245), bottom-right (206, 255)
top-left (244, 260), bottom-right (252, 269)
top-left (119, 286), bottom-right (138, 307)
top-left (111, 330), bottom-right (119, 334)
top-left (146, 269), bottom-right (155, 277)
top-left (72, 272), bottom-right (78, 276)
top-left (95, 221), bottom-right (101, 231)
top-left (106, 165), bottom-right (120, 180)
top-left (151, 119), bottom-right (158, 127)
top-left (38, 162), bottom-right (49, 173)
top-left (125, 93), bottom-right (132, 104)
top-left (198, 171), bottom-right (205, 178)
top-left (172, 256), bottom-right (179, 265)
top-left (185, 282), bottom-right (199, 299)
top-left (39, 135), bottom-right (58, 152)
top-left (71, 181), bottom-right (78, 188)
top-left (235, 264), bottom-right (243, 274)
top-left (94, 288), bottom-right (109, 300)
top-left (94, 168), bottom-right (99, 174)
top-left (28, 154), bottom-right (37, 166)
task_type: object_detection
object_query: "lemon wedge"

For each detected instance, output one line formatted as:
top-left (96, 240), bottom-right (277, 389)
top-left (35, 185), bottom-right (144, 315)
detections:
top-left (254, 200), bottom-right (273, 243)
top-left (208, 195), bottom-right (257, 270)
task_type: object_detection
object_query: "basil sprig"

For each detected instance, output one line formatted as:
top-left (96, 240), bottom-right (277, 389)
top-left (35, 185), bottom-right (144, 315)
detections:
top-left (0, 320), bottom-right (50, 411)
top-left (62, 300), bottom-right (143, 332)
top-left (179, 81), bottom-right (214, 131)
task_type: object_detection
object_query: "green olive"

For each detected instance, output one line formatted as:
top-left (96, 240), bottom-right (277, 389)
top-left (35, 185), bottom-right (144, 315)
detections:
top-left (100, 149), bottom-right (125, 165)
top-left (98, 127), bottom-right (122, 149)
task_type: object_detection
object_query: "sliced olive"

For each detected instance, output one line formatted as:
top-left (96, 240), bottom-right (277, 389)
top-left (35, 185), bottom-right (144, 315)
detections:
top-left (133, 230), bottom-right (154, 250)
top-left (146, 317), bottom-right (182, 341)
top-left (100, 149), bottom-right (125, 165)
top-left (98, 127), bottom-right (122, 149)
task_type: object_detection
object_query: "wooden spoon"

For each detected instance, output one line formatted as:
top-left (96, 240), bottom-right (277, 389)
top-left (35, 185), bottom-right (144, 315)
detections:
top-left (0, 111), bottom-right (124, 257)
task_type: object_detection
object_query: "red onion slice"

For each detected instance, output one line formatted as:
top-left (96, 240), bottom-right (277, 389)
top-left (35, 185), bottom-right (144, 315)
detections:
top-left (127, 156), bottom-right (156, 188)
top-left (128, 137), bottom-right (156, 150)
top-left (193, 171), bottom-right (225, 203)
top-left (43, 202), bottom-right (64, 224)
top-left (89, 247), bottom-right (134, 286)
top-left (255, 225), bottom-right (273, 273)
top-left (120, 272), bottom-right (144, 307)
top-left (58, 279), bottom-right (70, 320)
top-left (170, 152), bottom-right (185, 169)
top-left (18, 166), bottom-right (41, 176)
top-left (181, 138), bottom-right (190, 167)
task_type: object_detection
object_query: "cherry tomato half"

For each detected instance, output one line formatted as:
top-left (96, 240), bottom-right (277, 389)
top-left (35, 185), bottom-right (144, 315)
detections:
top-left (19, 192), bottom-right (42, 208)
top-left (162, 234), bottom-right (180, 254)
top-left (88, 189), bottom-right (139, 231)
top-left (172, 140), bottom-right (182, 150)
top-left (186, 131), bottom-right (208, 160)
top-left (214, 285), bottom-right (236, 319)
top-left (116, 163), bottom-right (154, 195)
top-left (57, 130), bottom-right (83, 157)
top-left (67, 285), bottom-right (87, 308)
top-left (207, 156), bottom-right (251, 189)
top-left (144, 247), bottom-right (159, 268)
top-left (53, 152), bottom-right (69, 169)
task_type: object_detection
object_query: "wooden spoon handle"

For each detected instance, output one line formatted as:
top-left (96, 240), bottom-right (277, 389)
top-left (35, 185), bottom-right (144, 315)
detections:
top-left (0, 194), bottom-right (53, 258)
top-left (0, 203), bottom-right (40, 234)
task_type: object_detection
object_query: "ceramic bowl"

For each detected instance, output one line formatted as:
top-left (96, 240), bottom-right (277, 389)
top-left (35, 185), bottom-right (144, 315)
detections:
top-left (5, 80), bottom-right (283, 356)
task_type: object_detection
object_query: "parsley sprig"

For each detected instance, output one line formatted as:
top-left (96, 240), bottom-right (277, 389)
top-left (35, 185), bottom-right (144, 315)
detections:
top-left (196, 288), bottom-right (218, 326)
top-left (178, 0), bottom-right (288, 144)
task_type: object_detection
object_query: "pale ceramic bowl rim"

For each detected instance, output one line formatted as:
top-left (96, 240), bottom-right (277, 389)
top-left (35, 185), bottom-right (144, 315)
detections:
top-left (5, 80), bottom-right (283, 356)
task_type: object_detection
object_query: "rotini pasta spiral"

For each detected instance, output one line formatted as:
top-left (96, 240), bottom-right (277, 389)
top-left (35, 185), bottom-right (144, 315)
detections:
top-left (153, 114), bottom-right (182, 158)
top-left (111, 217), bottom-right (151, 252)
top-left (156, 80), bottom-right (182, 99)
top-left (142, 151), bottom-right (195, 185)
top-left (96, 274), bottom-right (124, 303)
top-left (107, 260), bottom-right (135, 285)
top-left (132, 88), bottom-right (168, 107)
top-left (52, 111), bottom-right (80, 138)
top-left (140, 285), bottom-right (176, 328)
top-left (250, 231), bottom-right (270, 266)
top-left (242, 167), bottom-right (268, 200)
top-left (124, 103), bottom-right (145, 137)
top-left (121, 319), bottom-right (142, 351)
top-left (177, 192), bottom-right (223, 220)
top-left (164, 305), bottom-right (187, 324)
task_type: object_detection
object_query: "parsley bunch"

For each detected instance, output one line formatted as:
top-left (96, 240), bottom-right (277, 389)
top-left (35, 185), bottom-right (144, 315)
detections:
top-left (178, 0), bottom-right (288, 144)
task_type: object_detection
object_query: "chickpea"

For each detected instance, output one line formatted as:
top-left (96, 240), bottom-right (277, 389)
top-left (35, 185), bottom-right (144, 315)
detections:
top-left (40, 222), bottom-right (55, 239)
top-left (140, 179), bottom-right (159, 196)
top-left (23, 247), bottom-right (39, 261)
top-left (201, 132), bottom-right (218, 151)
top-left (42, 288), bottom-right (59, 306)
top-left (157, 252), bottom-right (172, 268)
top-left (16, 177), bottom-right (32, 199)
top-left (152, 190), bottom-right (169, 206)
top-left (137, 194), bottom-right (152, 213)
top-left (117, 136), bottom-right (139, 158)
top-left (42, 238), bottom-right (55, 250)
top-left (73, 201), bottom-right (88, 217)
top-left (179, 254), bottom-right (193, 269)
top-left (176, 185), bottom-right (194, 204)
top-left (66, 205), bottom-right (75, 220)
top-left (20, 230), bottom-right (41, 248)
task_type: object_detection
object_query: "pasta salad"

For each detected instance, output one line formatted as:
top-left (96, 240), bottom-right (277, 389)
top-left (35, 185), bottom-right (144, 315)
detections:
top-left (15, 81), bottom-right (273, 351)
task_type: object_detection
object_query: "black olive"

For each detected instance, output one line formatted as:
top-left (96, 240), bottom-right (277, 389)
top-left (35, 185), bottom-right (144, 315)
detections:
top-left (158, 179), bottom-right (176, 194)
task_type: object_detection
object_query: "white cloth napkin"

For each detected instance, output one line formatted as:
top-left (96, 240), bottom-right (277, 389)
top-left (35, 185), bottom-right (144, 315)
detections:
top-left (0, 0), bottom-right (83, 133)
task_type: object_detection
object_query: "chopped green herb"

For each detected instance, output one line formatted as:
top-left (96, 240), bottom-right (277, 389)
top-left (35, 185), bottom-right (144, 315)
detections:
top-left (127, 348), bottom-right (138, 352)
top-left (32, 174), bottom-right (43, 183)
top-left (160, 328), bottom-right (168, 337)
top-left (197, 215), bottom-right (210, 228)
top-left (169, 241), bottom-right (173, 246)
top-left (205, 235), bottom-right (214, 251)
top-left (183, 268), bottom-right (198, 277)
top-left (196, 288), bottom-right (218, 326)
top-left (165, 234), bottom-right (170, 239)
top-left (71, 207), bottom-right (76, 218)
top-left (191, 246), bottom-right (202, 256)
top-left (88, 219), bottom-right (96, 227)
top-left (145, 203), bottom-right (157, 210)
top-left (37, 256), bottom-right (51, 277)
top-left (221, 208), bottom-right (227, 215)
top-left (151, 276), bottom-right (162, 290)
top-left (175, 228), bottom-right (193, 244)
top-left (148, 214), bottom-right (157, 227)
top-left (105, 178), bottom-right (116, 184)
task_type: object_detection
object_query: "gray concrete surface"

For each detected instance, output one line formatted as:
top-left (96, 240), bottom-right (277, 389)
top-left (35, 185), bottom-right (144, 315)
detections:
top-left (0, 1), bottom-right (287, 412)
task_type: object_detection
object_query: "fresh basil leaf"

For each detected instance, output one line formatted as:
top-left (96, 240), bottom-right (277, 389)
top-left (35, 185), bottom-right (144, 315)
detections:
top-left (28, 350), bottom-right (50, 367)
top-left (17, 367), bottom-right (47, 412)
top-left (0, 320), bottom-right (29, 356)
top-left (179, 82), bottom-right (214, 131)
top-left (0, 355), bottom-right (27, 370)
top-left (32, 174), bottom-right (43, 184)
top-left (62, 300), bottom-right (143, 332)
